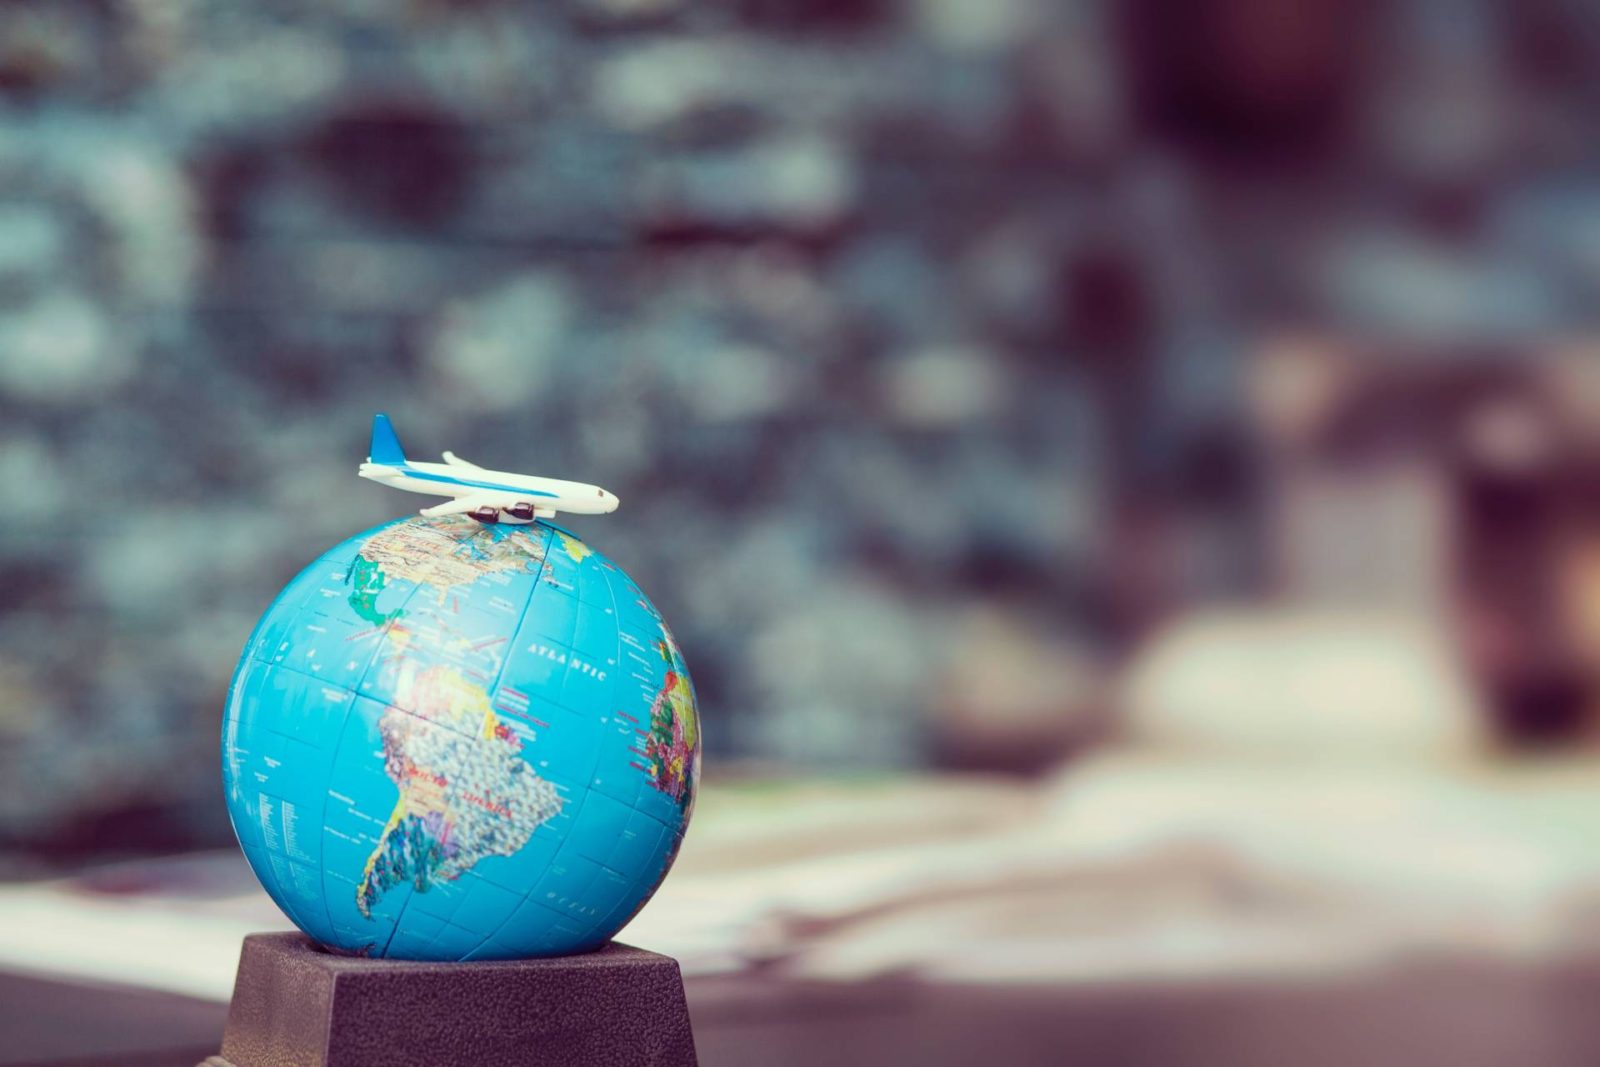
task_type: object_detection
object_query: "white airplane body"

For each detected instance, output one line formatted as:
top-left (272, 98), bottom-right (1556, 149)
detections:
top-left (358, 414), bottom-right (618, 524)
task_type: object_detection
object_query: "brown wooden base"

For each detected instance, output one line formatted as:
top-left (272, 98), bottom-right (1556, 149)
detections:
top-left (210, 933), bottom-right (697, 1067)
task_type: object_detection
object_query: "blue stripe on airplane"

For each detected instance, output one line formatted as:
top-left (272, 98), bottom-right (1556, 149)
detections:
top-left (399, 469), bottom-right (559, 497)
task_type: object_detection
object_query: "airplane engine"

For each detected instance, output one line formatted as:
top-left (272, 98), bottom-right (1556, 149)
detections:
top-left (468, 505), bottom-right (499, 524)
top-left (508, 502), bottom-right (536, 520)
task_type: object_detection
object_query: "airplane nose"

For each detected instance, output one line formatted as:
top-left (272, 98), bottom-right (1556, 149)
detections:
top-left (606, 492), bottom-right (620, 512)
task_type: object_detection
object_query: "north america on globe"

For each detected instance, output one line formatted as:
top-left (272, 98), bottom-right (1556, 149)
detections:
top-left (222, 513), bottom-right (700, 961)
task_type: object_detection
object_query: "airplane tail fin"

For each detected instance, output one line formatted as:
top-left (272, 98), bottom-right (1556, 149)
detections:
top-left (368, 413), bottom-right (408, 466)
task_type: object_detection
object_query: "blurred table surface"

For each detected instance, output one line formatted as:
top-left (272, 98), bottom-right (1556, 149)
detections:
top-left (6, 767), bottom-right (1600, 1066)
top-left (7, 953), bottom-right (1600, 1067)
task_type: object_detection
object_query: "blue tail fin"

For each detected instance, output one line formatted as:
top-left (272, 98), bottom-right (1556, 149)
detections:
top-left (368, 413), bottom-right (408, 466)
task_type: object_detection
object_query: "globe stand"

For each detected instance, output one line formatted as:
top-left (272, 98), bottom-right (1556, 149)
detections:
top-left (204, 932), bottom-right (698, 1067)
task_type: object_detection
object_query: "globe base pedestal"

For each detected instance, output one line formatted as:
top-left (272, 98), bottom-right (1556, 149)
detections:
top-left (206, 932), bottom-right (697, 1067)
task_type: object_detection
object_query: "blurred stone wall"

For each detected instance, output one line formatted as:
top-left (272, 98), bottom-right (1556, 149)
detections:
top-left (1, 0), bottom-right (1597, 854)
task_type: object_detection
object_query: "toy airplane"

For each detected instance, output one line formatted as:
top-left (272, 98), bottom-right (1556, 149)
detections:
top-left (358, 414), bottom-right (619, 524)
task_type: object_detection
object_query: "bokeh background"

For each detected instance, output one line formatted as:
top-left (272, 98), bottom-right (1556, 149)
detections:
top-left (5, 1), bottom-right (1600, 1065)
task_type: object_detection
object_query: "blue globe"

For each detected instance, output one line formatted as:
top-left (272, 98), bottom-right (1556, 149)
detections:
top-left (222, 515), bottom-right (700, 960)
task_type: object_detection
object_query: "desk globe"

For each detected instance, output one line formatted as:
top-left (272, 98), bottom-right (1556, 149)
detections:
top-left (222, 515), bottom-right (700, 961)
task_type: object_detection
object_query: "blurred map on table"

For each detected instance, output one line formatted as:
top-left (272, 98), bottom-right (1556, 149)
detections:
top-left (4, 764), bottom-right (1600, 1002)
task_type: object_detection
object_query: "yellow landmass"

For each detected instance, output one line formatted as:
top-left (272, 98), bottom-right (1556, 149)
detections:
top-left (667, 672), bottom-right (698, 750)
top-left (402, 662), bottom-right (496, 735)
top-left (555, 531), bottom-right (592, 563)
top-left (658, 629), bottom-right (699, 750)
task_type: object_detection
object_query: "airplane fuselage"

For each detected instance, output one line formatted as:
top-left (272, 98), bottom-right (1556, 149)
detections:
top-left (358, 413), bottom-right (616, 524)
top-left (359, 461), bottom-right (617, 521)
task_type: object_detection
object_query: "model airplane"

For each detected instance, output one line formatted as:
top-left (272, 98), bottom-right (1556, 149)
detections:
top-left (358, 413), bottom-right (619, 524)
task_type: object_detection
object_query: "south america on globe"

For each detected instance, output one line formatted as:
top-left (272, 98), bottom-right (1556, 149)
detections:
top-left (222, 514), bottom-right (700, 960)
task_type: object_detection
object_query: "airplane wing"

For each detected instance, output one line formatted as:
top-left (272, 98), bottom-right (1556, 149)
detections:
top-left (419, 492), bottom-right (558, 520)
top-left (441, 451), bottom-right (486, 471)
top-left (419, 492), bottom-right (517, 518)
